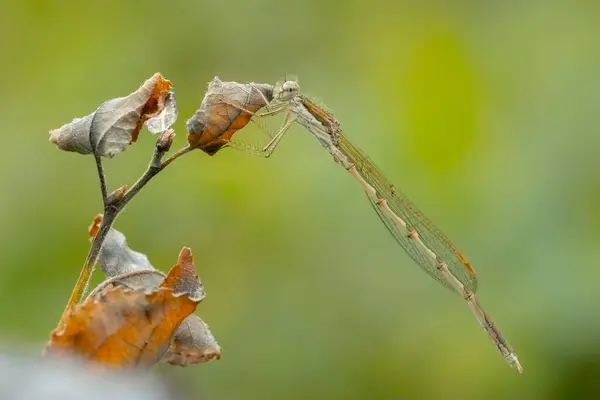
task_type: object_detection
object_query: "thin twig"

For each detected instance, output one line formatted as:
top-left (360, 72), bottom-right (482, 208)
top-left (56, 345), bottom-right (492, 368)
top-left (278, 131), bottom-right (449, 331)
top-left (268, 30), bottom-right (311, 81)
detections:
top-left (58, 208), bottom-right (117, 322)
top-left (89, 101), bottom-right (109, 206)
top-left (94, 155), bottom-right (108, 205)
top-left (161, 145), bottom-right (193, 168)
top-left (56, 139), bottom-right (191, 329)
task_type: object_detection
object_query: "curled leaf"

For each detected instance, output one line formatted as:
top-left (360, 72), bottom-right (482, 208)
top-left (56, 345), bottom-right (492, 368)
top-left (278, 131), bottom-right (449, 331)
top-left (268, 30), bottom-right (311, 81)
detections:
top-left (90, 223), bottom-right (221, 365)
top-left (146, 93), bottom-right (178, 134)
top-left (96, 224), bottom-right (154, 276)
top-left (162, 315), bottom-right (222, 366)
top-left (49, 73), bottom-right (173, 158)
top-left (88, 269), bottom-right (221, 366)
top-left (46, 285), bottom-right (199, 369)
top-left (90, 247), bottom-right (205, 302)
top-left (88, 270), bottom-right (166, 299)
top-left (186, 77), bottom-right (273, 155)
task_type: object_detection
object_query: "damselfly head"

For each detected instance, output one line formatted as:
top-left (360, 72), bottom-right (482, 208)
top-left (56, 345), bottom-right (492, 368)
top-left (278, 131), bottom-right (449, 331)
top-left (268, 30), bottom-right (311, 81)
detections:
top-left (273, 77), bottom-right (300, 101)
top-left (282, 80), bottom-right (299, 96)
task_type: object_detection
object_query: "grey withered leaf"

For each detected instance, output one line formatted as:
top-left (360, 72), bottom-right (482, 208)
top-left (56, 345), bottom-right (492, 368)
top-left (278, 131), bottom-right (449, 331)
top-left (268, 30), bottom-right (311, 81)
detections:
top-left (49, 73), bottom-right (173, 158)
top-left (88, 218), bottom-right (221, 365)
top-left (95, 222), bottom-right (154, 277)
top-left (186, 76), bottom-right (273, 155)
top-left (161, 314), bottom-right (222, 366)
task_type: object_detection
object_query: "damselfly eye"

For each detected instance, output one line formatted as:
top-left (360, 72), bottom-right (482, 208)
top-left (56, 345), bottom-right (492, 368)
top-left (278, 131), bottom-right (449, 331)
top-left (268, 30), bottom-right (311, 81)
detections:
top-left (281, 81), bottom-right (298, 95)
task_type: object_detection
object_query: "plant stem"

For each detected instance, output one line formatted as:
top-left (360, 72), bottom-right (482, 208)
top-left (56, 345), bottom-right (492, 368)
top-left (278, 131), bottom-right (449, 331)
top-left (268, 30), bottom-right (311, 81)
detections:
top-left (94, 154), bottom-right (108, 205)
top-left (58, 207), bottom-right (117, 324)
top-left (56, 142), bottom-right (191, 329)
top-left (119, 147), bottom-right (164, 206)
top-left (161, 145), bottom-right (193, 168)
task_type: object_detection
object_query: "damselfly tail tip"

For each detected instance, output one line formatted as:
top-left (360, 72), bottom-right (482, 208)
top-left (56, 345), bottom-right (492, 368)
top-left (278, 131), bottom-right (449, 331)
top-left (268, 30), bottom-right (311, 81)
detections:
top-left (515, 361), bottom-right (523, 374)
top-left (506, 353), bottom-right (523, 374)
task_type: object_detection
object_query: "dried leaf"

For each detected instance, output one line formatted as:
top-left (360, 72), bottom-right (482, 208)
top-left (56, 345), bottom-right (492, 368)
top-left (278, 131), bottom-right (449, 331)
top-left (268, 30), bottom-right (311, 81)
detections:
top-left (186, 77), bottom-right (273, 155)
top-left (91, 224), bottom-right (221, 365)
top-left (90, 248), bottom-right (205, 302)
top-left (159, 248), bottom-right (205, 301)
top-left (146, 93), bottom-right (178, 134)
top-left (96, 224), bottom-right (154, 276)
top-left (162, 314), bottom-right (222, 366)
top-left (88, 270), bottom-right (166, 298)
top-left (46, 285), bottom-right (199, 369)
top-left (89, 270), bottom-right (221, 366)
top-left (160, 249), bottom-right (222, 365)
top-left (49, 73), bottom-right (173, 158)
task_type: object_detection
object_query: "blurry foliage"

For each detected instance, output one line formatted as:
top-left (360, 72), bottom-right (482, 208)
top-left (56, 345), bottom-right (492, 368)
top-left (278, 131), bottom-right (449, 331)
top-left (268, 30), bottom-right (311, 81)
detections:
top-left (2, 1), bottom-right (600, 398)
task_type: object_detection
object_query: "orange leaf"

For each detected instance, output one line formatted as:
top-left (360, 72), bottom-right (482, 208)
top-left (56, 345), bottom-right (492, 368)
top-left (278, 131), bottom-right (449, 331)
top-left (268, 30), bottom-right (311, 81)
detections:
top-left (186, 77), bottom-right (273, 155)
top-left (46, 285), bottom-right (198, 369)
top-left (90, 271), bottom-right (221, 366)
top-left (159, 247), bottom-right (205, 301)
top-left (88, 225), bottom-right (221, 366)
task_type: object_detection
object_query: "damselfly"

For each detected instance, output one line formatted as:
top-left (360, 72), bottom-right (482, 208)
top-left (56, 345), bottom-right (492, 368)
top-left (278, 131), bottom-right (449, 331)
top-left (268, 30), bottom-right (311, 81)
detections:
top-left (213, 78), bottom-right (522, 373)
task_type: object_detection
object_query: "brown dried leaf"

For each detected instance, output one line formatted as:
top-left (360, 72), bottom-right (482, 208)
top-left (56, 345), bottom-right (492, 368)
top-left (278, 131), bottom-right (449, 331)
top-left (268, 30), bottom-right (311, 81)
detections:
top-left (49, 73), bottom-right (173, 158)
top-left (159, 249), bottom-right (222, 365)
top-left (162, 314), bottom-right (222, 366)
top-left (89, 223), bottom-right (221, 365)
top-left (46, 285), bottom-right (199, 370)
top-left (186, 77), bottom-right (273, 155)
top-left (159, 248), bottom-right (204, 301)
top-left (88, 271), bottom-right (221, 366)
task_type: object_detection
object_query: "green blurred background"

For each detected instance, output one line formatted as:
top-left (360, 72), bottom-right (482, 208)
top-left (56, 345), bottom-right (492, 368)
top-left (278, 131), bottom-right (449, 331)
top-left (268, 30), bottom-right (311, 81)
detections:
top-left (2, 1), bottom-right (600, 398)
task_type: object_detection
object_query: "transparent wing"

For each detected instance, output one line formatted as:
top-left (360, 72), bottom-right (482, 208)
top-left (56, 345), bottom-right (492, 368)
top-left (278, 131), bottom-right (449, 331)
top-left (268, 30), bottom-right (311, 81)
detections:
top-left (365, 193), bottom-right (458, 293)
top-left (339, 135), bottom-right (478, 293)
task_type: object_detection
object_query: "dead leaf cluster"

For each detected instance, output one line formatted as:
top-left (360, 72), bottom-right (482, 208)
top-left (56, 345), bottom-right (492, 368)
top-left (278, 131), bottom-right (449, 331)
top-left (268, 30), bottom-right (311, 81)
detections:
top-left (45, 216), bottom-right (221, 369)
top-left (46, 73), bottom-right (278, 373)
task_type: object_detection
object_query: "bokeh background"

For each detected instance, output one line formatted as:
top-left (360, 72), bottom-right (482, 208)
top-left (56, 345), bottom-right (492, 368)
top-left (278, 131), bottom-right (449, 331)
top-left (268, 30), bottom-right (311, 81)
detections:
top-left (2, 1), bottom-right (600, 399)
